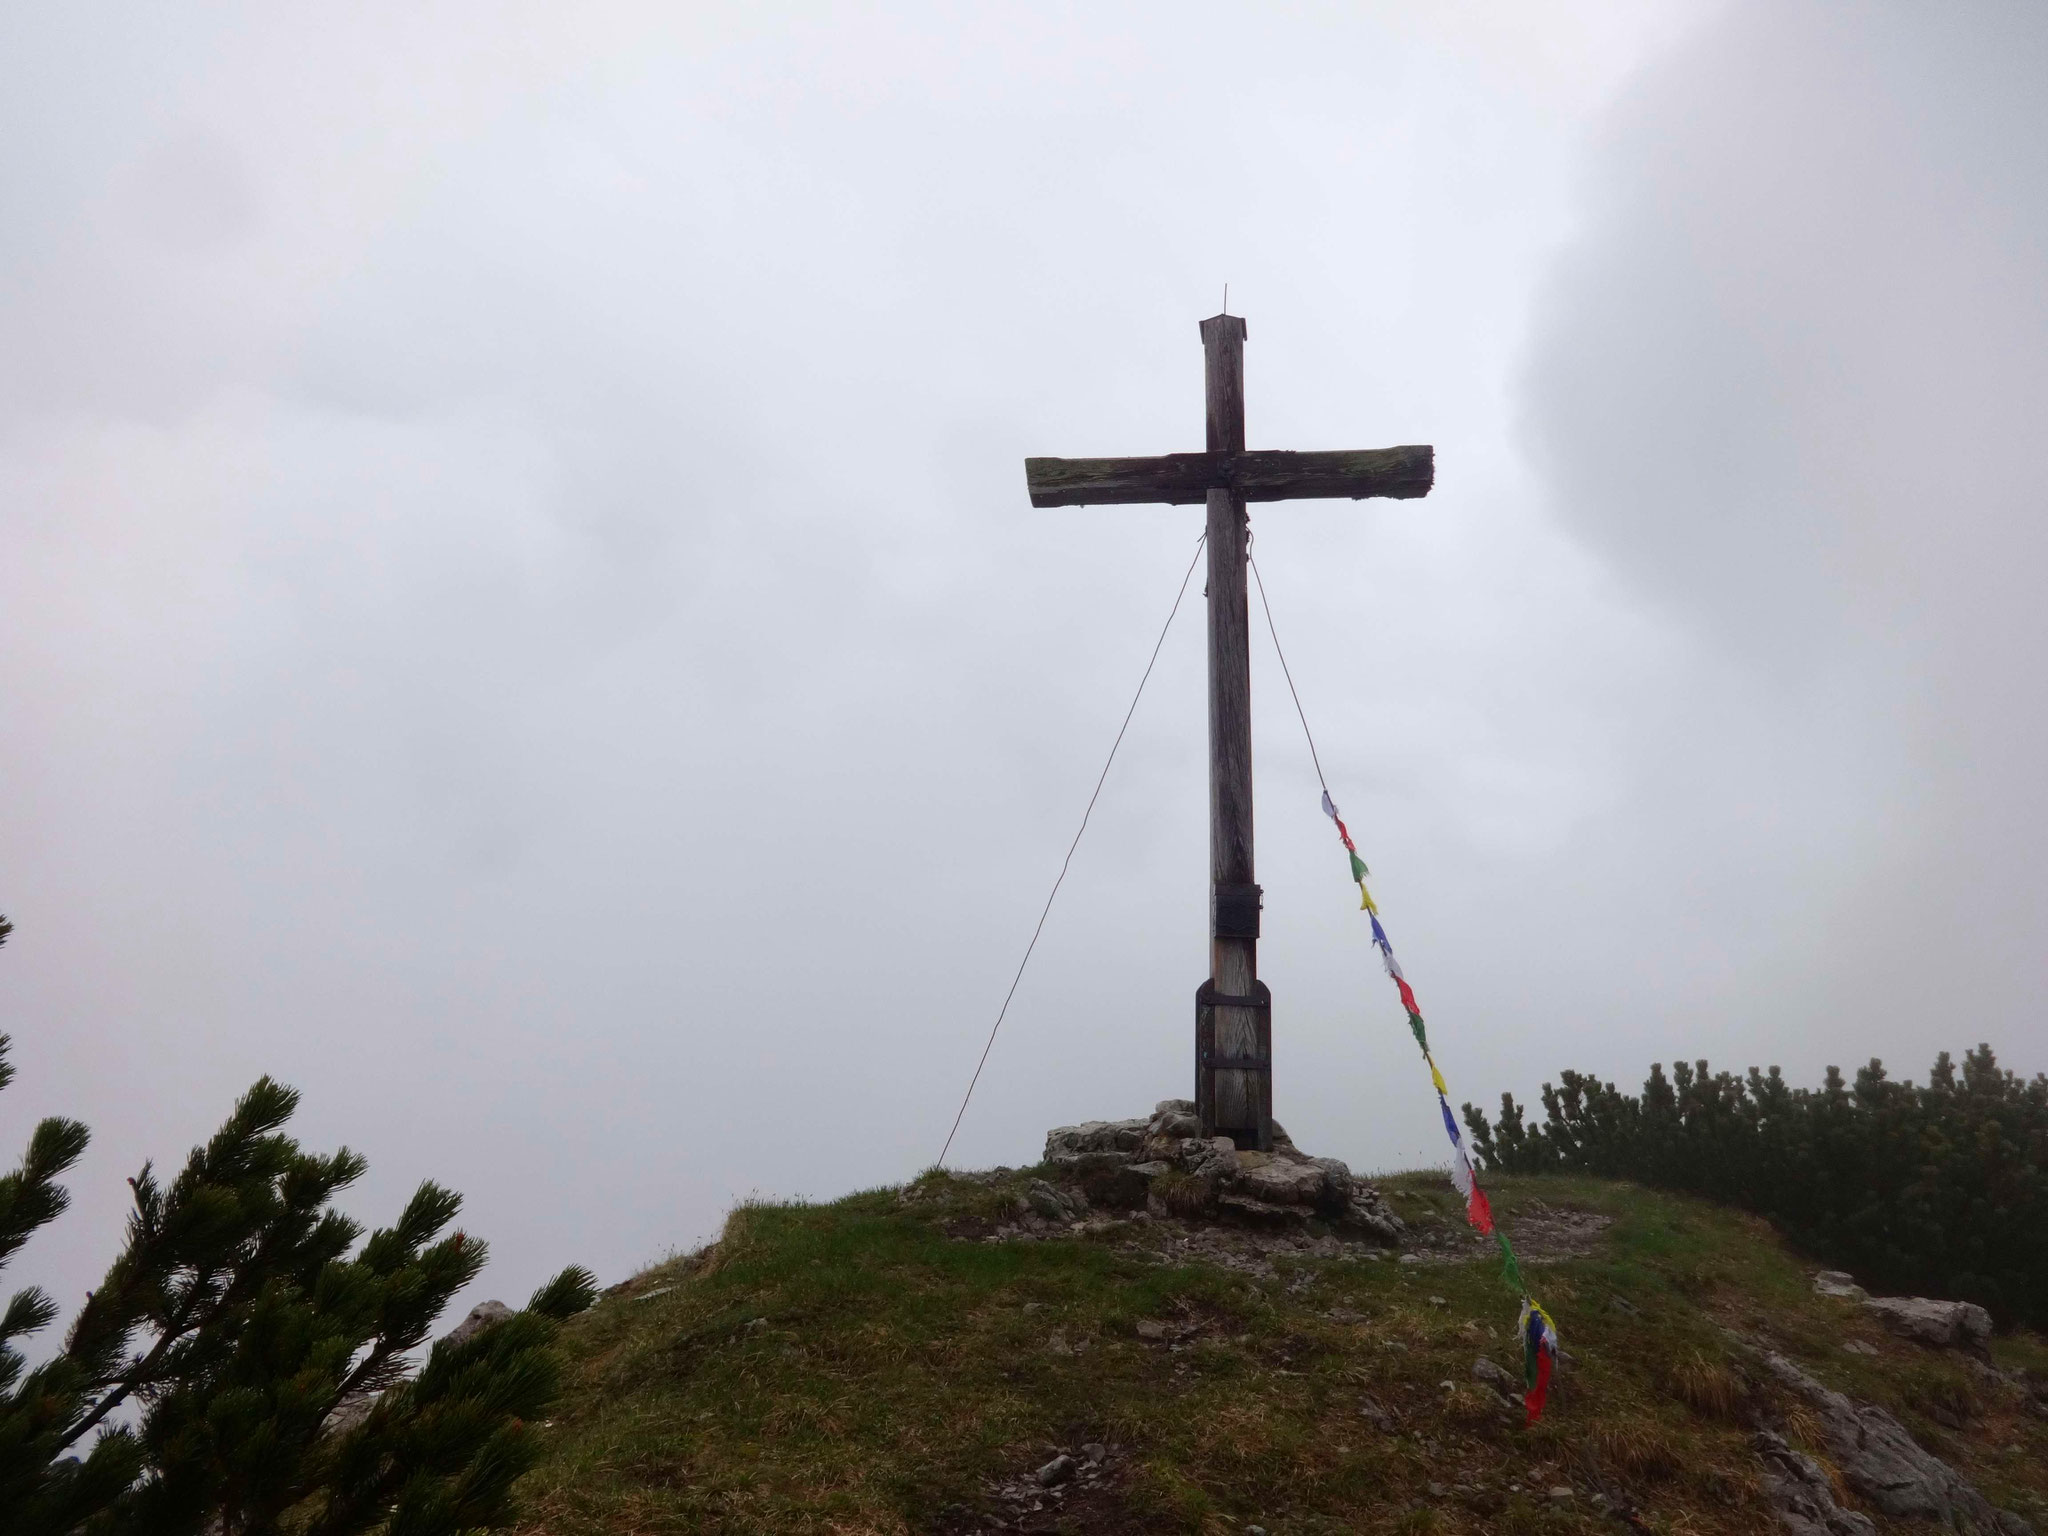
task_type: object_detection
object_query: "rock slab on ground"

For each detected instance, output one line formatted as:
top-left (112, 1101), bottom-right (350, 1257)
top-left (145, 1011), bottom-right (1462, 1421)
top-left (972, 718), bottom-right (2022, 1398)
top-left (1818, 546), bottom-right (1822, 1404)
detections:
top-left (1761, 1350), bottom-right (2034, 1535)
top-left (1809, 1268), bottom-right (1995, 1355)
top-left (1753, 1430), bottom-right (1878, 1536)
top-left (1862, 1294), bottom-right (1994, 1353)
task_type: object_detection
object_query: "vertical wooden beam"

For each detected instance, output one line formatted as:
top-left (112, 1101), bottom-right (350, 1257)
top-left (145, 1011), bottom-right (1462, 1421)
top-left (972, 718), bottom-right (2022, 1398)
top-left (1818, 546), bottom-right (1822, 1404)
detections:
top-left (1196, 313), bottom-right (1270, 1151)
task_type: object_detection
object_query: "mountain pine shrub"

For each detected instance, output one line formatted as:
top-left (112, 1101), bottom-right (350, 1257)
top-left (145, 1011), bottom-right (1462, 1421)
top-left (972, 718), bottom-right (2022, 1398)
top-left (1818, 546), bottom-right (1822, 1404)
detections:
top-left (1463, 1046), bottom-right (2048, 1326)
top-left (0, 914), bottom-right (593, 1535)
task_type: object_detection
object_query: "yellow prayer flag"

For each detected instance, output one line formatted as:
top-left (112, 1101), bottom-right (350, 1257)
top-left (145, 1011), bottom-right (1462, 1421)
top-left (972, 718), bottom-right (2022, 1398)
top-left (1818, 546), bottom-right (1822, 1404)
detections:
top-left (1358, 881), bottom-right (1379, 913)
top-left (1430, 1060), bottom-right (1448, 1096)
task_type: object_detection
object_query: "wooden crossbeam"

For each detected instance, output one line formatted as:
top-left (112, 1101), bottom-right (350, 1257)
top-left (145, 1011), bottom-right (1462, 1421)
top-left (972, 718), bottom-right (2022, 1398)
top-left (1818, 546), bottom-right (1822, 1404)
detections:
top-left (1024, 445), bottom-right (1433, 508)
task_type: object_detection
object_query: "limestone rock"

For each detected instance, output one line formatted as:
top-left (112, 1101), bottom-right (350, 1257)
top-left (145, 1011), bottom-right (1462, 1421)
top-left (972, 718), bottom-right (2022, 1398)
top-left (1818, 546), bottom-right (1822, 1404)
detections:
top-left (1044, 1119), bottom-right (1148, 1164)
top-left (1753, 1431), bottom-right (1877, 1536)
top-left (1035, 1453), bottom-right (1076, 1487)
top-left (1148, 1101), bottom-right (1203, 1140)
top-left (1862, 1295), bottom-right (1993, 1353)
top-left (1760, 1351), bottom-right (2034, 1533)
top-left (1343, 1188), bottom-right (1405, 1244)
top-left (1179, 1136), bottom-right (1241, 1180)
top-left (1812, 1271), bottom-right (1868, 1301)
top-left (1026, 1179), bottom-right (1087, 1223)
top-left (1216, 1192), bottom-right (1314, 1230)
top-left (1471, 1356), bottom-right (1521, 1400)
top-left (323, 1390), bottom-right (379, 1439)
top-left (442, 1299), bottom-right (514, 1348)
top-left (1042, 1104), bottom-right (1407, 1246)
top-left (1236, 1158), bottom-right (1328, 1207)
top-left (1047, 1149), bottom-right (1134, 1180)
top-left (1309, 1155), bottom-right (1353, 1192)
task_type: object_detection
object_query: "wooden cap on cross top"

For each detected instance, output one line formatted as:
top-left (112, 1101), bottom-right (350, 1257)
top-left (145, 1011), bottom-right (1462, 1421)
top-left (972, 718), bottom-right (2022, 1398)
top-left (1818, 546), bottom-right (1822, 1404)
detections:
top-left (1199, 314), bottom-right (1249, 456)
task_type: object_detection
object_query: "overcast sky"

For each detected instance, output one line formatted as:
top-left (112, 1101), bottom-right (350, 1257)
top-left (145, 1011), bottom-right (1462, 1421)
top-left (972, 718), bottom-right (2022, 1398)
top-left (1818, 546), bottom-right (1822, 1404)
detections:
top-left (5, 1), bottom-right (2044, 1315)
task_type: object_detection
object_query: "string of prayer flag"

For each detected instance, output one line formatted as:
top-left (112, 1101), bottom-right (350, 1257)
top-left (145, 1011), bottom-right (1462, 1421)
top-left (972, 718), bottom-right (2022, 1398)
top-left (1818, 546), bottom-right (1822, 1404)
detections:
top-left (1321, 791), bottom-right (1559, 1424)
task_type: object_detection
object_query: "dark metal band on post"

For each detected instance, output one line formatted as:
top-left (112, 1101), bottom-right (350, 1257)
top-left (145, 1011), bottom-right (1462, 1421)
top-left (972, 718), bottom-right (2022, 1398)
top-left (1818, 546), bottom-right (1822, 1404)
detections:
top-left (1212, 882), bottom-right (1262, 940)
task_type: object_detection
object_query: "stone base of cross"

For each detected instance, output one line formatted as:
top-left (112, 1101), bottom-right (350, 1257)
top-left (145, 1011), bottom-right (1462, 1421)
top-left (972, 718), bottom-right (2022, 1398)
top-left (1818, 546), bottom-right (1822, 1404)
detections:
top-left (1025, 314), bottom-right (1433, 1150)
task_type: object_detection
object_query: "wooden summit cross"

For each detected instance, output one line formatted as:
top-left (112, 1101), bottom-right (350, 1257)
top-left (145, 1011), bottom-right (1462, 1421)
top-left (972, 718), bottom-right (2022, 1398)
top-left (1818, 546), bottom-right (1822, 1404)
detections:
top-left (1024, 313), bottom-right (1433, 1152)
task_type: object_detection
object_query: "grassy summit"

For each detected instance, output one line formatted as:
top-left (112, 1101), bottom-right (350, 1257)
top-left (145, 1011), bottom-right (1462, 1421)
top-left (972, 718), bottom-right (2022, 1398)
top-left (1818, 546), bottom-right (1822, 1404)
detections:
top-left (512, 1171), bottom-right (2048, 1535)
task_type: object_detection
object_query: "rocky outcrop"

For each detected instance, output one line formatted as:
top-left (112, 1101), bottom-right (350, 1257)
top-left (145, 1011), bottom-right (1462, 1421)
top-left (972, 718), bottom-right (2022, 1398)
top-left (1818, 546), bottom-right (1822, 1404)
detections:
top-left (442, 1299), bottom-right (514, 1347)
top-left (1810, 1268), bottom-right (1998, 1355)
top-left (1044, 1101), bottom-right (1404, 1244)
top-left (1862, 1295), bottom-right (1994, 1354)
top-left (1753, 1430), bottom-right (1876, 1536)
top-left (1759, 1351), bottom-right (2034, 1535)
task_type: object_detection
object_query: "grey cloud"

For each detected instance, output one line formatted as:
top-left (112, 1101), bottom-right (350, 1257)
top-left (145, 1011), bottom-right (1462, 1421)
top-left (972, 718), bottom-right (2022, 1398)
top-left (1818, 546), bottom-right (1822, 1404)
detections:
top-left (13, 0), bottom-right (2039, 1342)
top-left (1522, 0), bottom-right (2048, 1055)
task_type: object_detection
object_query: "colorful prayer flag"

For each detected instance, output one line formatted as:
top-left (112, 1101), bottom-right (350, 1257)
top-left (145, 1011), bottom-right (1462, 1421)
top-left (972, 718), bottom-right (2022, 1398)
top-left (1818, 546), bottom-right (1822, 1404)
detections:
top-left (1520, 1302), bottom-right (1559, 1423)
top-left (1321, 782), bottom-right (1556, 1421)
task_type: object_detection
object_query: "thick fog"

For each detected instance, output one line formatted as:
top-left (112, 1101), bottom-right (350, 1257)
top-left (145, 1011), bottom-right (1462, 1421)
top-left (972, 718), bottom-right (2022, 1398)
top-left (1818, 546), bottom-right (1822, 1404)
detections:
top-left (1523, 1), bottom-right (2048, 1070)
top-left (3, 2), bottom-right (2041, 1318)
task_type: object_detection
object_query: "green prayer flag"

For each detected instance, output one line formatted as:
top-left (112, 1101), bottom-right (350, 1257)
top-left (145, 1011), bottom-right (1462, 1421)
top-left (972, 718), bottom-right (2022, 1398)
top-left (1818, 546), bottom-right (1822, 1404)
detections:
top-left (1348, 850), bottom-right (1369, 882)
top-left (1407, 1011), bottom-right (1429, 1052)
top-left (1496, 1232), bottom-right (1527, 1298)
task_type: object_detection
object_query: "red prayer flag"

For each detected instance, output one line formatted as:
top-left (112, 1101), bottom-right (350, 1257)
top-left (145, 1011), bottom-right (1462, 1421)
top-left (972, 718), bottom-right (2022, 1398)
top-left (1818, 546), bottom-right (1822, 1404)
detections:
top-left (1467, 1181), bottom-right (1495, 1236)
top-left (1525, 1347), bottom-right (1554, 1424)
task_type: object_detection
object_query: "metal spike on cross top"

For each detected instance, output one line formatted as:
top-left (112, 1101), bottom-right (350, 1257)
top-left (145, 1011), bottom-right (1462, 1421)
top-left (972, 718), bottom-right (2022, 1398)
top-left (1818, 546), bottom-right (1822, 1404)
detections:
top-left (1022, 313), bottom-right (1434, 1151)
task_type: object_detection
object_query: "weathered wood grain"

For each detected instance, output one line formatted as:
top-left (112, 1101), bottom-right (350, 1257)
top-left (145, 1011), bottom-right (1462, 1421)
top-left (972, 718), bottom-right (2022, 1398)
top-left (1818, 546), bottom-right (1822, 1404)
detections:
top-left (1198, 314), bottom-right (1268, 1150)
top-left (1202, 313), bottom-right (1247, 458)
top-left (1023, 445), bottom-right (1433, 508)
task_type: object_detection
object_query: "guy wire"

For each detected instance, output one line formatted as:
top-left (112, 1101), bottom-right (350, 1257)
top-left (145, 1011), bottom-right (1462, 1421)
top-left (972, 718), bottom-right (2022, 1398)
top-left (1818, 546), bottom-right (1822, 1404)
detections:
top-left (934, 532), bottom-right (1208, 1170)
top-left (1248, 551), bottom-right (1332, 797)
